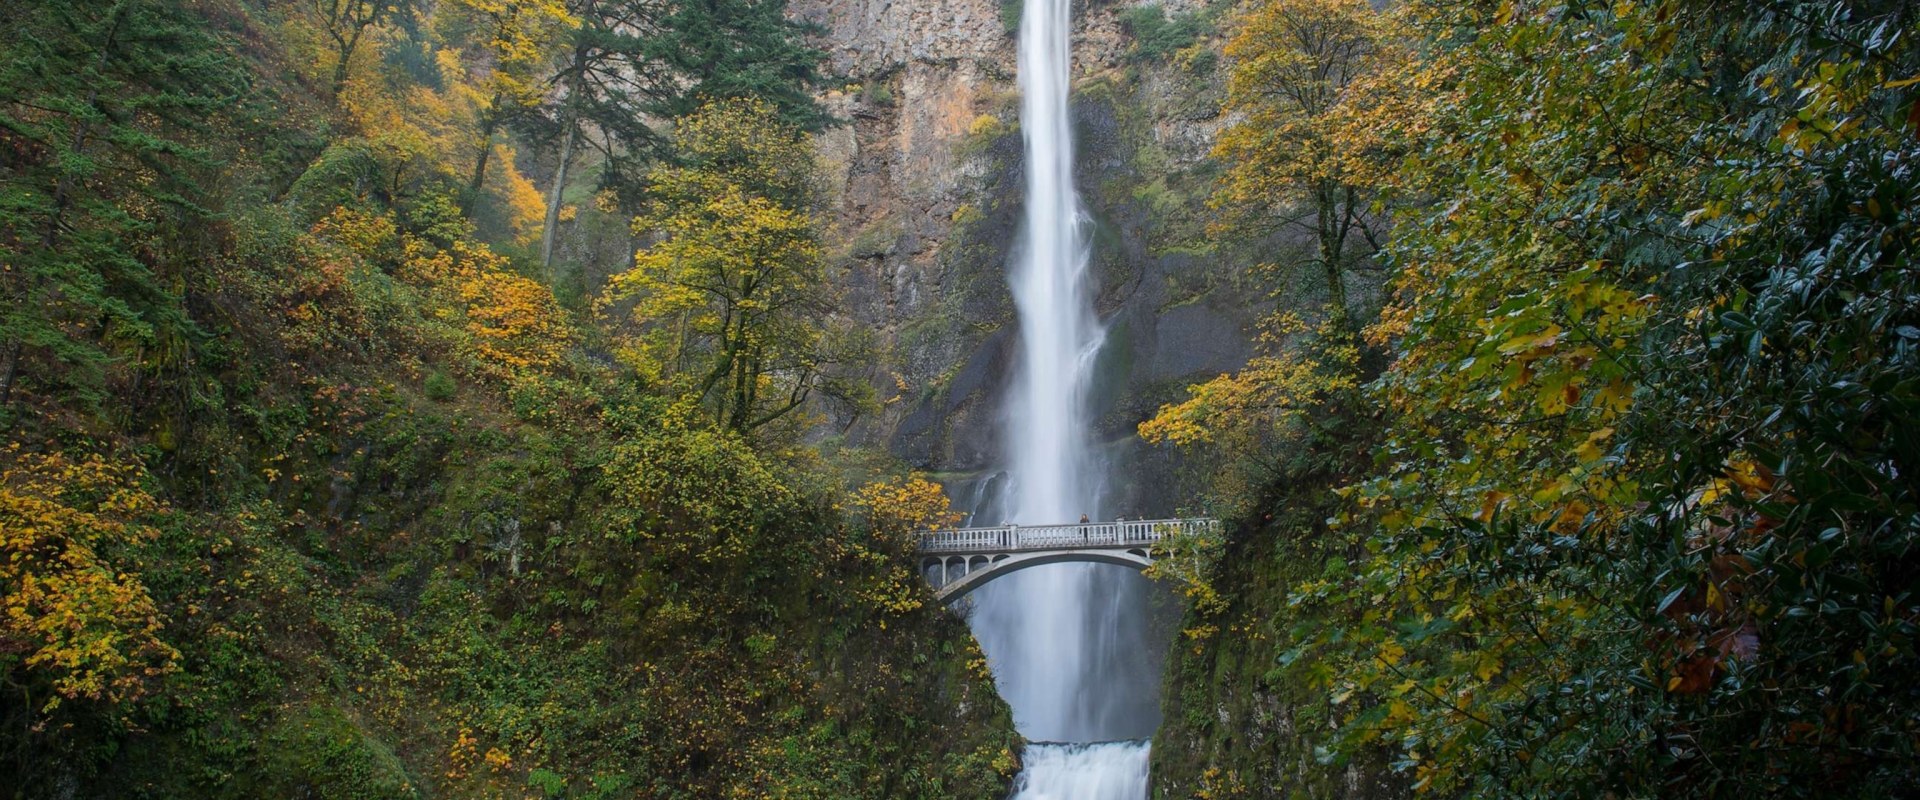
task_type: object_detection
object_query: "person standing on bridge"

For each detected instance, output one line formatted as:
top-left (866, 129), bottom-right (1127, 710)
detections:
top-left (1078, 513), bottom-right (1089, 524)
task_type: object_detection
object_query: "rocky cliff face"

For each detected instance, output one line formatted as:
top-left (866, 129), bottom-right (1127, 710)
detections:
top-left (796, 0), bottom-right (1259, 519)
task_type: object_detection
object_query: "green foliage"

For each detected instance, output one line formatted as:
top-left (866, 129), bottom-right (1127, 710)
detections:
top-left (0, 0), bottom-right (249, 409)
top-left (257, 703), bottom-right (420, 800)
top-left (1118, 4), bottom-right (1210, 63)
top-left (406, 191), bottom-right (478, 247)
top-left (1150, 399), bottom-right (1400, 797)
top-left (604, 414), bottom-right (795, 568)
top-left (1167, 0), bottom-right (1920, 797)
top-left (1156, 0), bottom-right (1920, 797)
top-left (640, 0), bottom-right (831, 133)
top-left (423, 370), bottom-right (456, 400)
top-left (0, 3), bottom-right (1015, 798)
top-left (607, 99), bottom-right (874, 435)
top-left (1320, 1), bottom-right (1920, 793)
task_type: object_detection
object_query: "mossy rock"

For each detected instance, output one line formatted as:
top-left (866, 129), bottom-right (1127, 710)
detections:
top-left (252, 702), bottom-right (420, 800)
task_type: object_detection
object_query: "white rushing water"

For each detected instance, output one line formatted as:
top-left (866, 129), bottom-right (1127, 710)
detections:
top-left (961, 0), bottom-right (1157, 795)
top-left (1003, 0), bottom-right (1102, 529)
top-left (1011, 742), bottom-right (1152, 799)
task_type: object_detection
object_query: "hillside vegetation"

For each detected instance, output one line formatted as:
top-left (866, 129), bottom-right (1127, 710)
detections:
top-left (0, 1), bottom-right (1016, 796)
top-left (6, 0), bottom-right (1918, 797)
top-left (1146, 0), bottom-right (1919, 797)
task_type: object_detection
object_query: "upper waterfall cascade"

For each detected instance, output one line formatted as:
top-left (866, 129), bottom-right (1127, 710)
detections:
top-left (959, 0), bottom-right (1170, 796)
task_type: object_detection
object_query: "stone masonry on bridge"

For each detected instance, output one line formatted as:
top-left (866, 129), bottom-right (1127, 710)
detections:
top-left (914, 518), bottom-right (1220, 601)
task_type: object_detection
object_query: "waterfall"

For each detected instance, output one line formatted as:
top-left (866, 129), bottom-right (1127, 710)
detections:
top-left (1003, 0), bottom-right (1101, 530)
top-left (1010, 742), bottom-right (1152, 799)
top-left (961, 0), bottom-right (1159, 795)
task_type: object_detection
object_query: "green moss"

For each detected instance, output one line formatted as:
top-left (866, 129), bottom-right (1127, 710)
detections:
top-left (256, 703), bottom-right (420, 800)
top-left (1150, 409), bottom-right (1406, 799)
top-left (957, 116), bottom-right (1015, 159)
top-left (848, 216), bottom-right (903, 259)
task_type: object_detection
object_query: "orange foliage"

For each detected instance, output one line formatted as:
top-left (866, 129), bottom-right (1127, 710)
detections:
top-left (451, 248), bottom-right (574, 374)
top-left (0, 446), bottom-right (177, 713)
top-left (386, 229), bottom-right (574, 380)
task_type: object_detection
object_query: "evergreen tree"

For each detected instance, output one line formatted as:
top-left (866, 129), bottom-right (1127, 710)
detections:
top-left (531, 0), bottom-right (828, 271)
top-left (641, 0), bottom-right (830, 134)
top-left (536, 0), bottom-right (672, 270)
top-left (0, 0), bottom-right (246, 411)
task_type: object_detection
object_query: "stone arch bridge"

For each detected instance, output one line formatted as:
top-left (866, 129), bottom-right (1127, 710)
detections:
top-left (916, 518), bottom-right (1220, 602)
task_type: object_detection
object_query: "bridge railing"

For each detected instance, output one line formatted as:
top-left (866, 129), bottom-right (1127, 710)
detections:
top-left (915, 518), bottom-right (1218, 553)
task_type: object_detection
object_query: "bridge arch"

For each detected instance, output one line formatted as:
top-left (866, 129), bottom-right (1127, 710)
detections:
top-left (926, 549), bottom-right (1156, 603)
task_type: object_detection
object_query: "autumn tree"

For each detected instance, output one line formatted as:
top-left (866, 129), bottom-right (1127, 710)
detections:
top-left (440, 0), bottom-right (576, 215)
top-left (844, 475), bottom-right (961, 615)
top-left (1139, 315), bottom-right (1362, 505)
top-left (0, 446), bottom-right (177, 783)
top-left (1143, 0), bottom-right (1420, 502)
top-left (1211, 0), bottom-right (1413, 328)
top-left (605, 99), bottom-right (869, 434)
top-left (310, 0), bottom-right (413, 99)
top-left (1278, 0), bottom-right (1920, 794)
top-left (852, 475), bottom-right (962, 543)
top-left (423, 238), bottom-right (576, 378)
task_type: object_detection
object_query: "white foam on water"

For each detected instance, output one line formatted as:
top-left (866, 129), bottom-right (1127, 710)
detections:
top-left (1010, 742), bottom-right (1153, 800)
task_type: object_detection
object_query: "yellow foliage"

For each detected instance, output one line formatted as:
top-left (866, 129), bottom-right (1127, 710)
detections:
top-left (1211, 0), bottom-right (1424, 234)
top-left (397, 237), bottom-right (574, 378)
top-left (1141, 315), bottom-right (1360, 451)
top-left (458, 267), bottom-right (570, 371)
top-left (311, 206), bottom-right (400, 260)
top-left (852, 476), bottom-right (962, 539)
top-left (0, 446), bottom-right (177, 713)
top-left (843, 475), bottom-right (962, 616)
top-left (311, 1), bottom-right (568, 235)
top-left (604, 99), bottom-right (858, 433)
top-left (446, 726), bottom-right (480, 779)
top-left (444, 0), bottom-right (576, 75)
top-left (494, 142), bottom-right (552, 245)
top-left (313, 211), bottom-right (573, 382)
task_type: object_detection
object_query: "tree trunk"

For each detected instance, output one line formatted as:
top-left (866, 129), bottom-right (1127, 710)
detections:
top-left (540, 122), bottom-right (578, 279)
top-left (0, 338), bottom-right (20, 408)
top-left (1323, 258), bottom-right (1348, 328)
top-left (1317, 183), bottom-right (1350, 328)
top-left (729, 352), bottom-right (750, 432)
top-left (325, 5), bottom-right (370, 101)
top-left (462, 101), bottom-right (502, 215)
top-left (331, 49), bottom-right (353, 99)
